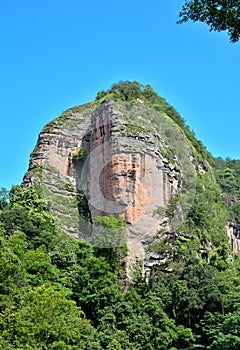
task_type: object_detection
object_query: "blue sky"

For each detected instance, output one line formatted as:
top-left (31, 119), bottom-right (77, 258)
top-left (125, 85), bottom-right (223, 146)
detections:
top-left (1, 0), bottom-right (240, 189)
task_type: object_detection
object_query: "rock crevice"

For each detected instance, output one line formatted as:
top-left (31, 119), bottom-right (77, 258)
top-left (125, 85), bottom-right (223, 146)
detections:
top-left (23, 101), bottom-right (195, 273)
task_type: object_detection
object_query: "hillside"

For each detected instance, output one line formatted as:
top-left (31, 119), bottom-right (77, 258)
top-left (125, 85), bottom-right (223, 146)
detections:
top-left (1, 81), bottom-right (240, 349)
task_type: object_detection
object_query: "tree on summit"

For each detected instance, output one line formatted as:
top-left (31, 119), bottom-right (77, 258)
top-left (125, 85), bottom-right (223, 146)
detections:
top-left (178, 0), bottom-right (240, 42)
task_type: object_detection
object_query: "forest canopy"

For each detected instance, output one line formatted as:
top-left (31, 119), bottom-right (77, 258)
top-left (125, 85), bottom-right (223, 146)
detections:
top-left (0, 183), bottom-right (240, 349)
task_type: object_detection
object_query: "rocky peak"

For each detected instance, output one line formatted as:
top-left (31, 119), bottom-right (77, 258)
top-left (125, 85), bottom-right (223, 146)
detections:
top-left (23, 89), bottom-right (200, 275)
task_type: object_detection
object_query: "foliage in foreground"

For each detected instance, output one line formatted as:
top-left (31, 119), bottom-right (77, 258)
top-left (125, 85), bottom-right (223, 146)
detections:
top-left (0, 183), bottom-right (240, 349)
top-left (178, 0), bottom-right (240, 43)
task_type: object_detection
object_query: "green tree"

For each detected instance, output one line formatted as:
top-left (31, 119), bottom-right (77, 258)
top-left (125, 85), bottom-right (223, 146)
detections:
top-left (0, 229), bottom-right (25, 306)
top-left (178, 0), bottom-right (240, 42)
top-left (22, 245), bottom-right (60, 286)
top-left (0, 188), bottom-right (9, 210)
top-left (71, 255), bottom-right (121, 325)
top-left (0, 283), bottom-right (101, 349)
top-left (94, 215), bottom-right (127, 270)
top-left (199, 311), bottom-right (240, 349)
top-left (94, 214), bottom-right (127, 248)
top-left (106, 330), bottom-right (140, 349)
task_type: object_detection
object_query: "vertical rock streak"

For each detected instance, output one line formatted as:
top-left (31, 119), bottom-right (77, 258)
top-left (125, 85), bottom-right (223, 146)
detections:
top-left (23, 102), bottom-right (193, 271)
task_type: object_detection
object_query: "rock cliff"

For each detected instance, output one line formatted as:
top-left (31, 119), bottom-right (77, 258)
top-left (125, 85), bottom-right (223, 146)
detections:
top-left (23, 98), bottom-right (199, 274)
top-left (33, 72), bottom-right (239, 280)
top-left (227, 222), bottom-right (240, 253)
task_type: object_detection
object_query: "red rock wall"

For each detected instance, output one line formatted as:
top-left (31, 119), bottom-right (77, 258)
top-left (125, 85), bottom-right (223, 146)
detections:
top-left (227, 223), bottom-right (240, 253)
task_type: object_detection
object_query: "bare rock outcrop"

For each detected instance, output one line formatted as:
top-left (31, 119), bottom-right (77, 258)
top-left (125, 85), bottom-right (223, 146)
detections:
top-left (23, 101), bottom-right (197, 274)
top-left (227, 222), bottom-right (240, 253)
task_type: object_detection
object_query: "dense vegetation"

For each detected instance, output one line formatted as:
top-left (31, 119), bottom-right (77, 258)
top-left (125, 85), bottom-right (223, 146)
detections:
top-left (1, 82), bottom-right (240, 349)
top-left (96, 81), bottom-right (212, 164)
top-left (214, 157), bottom-right (240, 224)
top-left (0, 183), bottom-right (240, 349)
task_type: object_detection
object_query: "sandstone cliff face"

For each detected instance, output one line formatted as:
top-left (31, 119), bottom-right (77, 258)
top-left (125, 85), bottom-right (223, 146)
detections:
top-left (23, 101), bottom-right (197, 273)
top-left (227, 223), bottom-right (240, 253)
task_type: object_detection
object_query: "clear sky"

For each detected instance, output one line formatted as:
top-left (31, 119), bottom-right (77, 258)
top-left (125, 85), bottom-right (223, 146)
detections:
top-left (1, 0), bottom-right (240, 189)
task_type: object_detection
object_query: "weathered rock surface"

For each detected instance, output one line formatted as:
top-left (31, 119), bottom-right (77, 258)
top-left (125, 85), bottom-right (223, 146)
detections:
top-left (227, 222), bottom-right (240, 253)
top-left (23, 101), bottom-right (197, 274)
